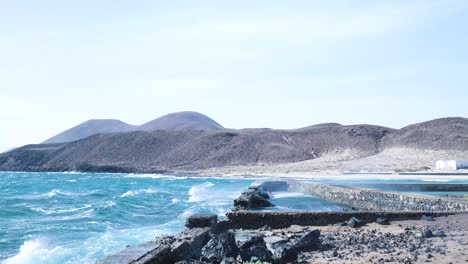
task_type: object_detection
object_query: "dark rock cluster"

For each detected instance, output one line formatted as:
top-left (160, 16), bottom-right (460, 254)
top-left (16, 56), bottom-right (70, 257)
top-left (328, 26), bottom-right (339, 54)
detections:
top-left (233, 187), bottom-right (273, 210)
top-left (195, 229), bottom-right (324, 263)
top-left (314, 226), bottom-right (449, 264)
top-left (186, 215), bottom-right (218, 229)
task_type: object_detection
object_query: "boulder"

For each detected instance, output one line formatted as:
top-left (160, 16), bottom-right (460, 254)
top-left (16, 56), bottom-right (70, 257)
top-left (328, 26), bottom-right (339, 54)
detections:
top-left (170, 228), bottom-right (211, 261)
top-left (432, 229), bottom-right (445, 237)
top-left (201, 232), bottom-right (239, 262)
top-left (234, 190), bottom-right (274, 210)
top-left (421, 228), bottom-right (432, 238)
top-left (376, 217), bottom-right (389, 225)
top-left (421, 215), bottom-right (435, 221)
top-left (346, 217), bottom-right (364, 228)
top-left (294, 230), bottom-right (321, 251)
top-left (185, 215), bottom-right (217, 229)
top-left (273, 244), bottom-right (298, 264)
top-left (239, 236), bottom-right (273, 262)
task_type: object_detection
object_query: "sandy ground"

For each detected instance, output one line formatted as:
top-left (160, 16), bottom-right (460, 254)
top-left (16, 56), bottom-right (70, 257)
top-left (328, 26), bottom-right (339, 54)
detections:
top-left (190, 148), bottom-right (468, 180)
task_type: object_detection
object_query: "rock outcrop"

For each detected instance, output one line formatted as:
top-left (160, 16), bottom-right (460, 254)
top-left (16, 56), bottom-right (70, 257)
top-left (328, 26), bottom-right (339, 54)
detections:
top-left (233, 187), bottom-right (273, 210)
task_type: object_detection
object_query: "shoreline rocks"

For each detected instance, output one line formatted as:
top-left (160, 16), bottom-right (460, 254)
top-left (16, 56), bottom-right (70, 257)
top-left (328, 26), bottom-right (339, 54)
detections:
top-left (186, 215), bottom-right (218, 229)
top-left (233, 187), bottom-right (274, 210)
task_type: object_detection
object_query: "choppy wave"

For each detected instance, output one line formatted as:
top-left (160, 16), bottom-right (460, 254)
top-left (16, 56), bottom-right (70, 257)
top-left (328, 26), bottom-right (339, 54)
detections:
top-left (188, 182), bottom-right (215, 202)
top-left (2, 240), bottom-right (68, 264)
top-left (119, 188), bottom-right (160, 198)
top-left (0, 172), bottom-right (255, 264)
top-left (30, 205), bottom-right (92, 215)
top-left (124, 174), bottom-right (187, 180)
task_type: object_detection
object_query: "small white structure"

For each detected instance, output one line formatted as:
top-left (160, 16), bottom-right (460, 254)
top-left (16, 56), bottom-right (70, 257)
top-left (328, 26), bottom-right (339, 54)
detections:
top-left (436, 160), bottom-right (468, 170)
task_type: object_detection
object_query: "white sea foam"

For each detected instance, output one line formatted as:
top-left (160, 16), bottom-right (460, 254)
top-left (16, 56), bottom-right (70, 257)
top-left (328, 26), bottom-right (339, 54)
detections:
top-left (188, 182), bottom-right (215, 202)
top-left (66, 179), bottom-right (77, 183)
top-left (102, 201), bottom-right (116, 208)
top-left (123, 174), bottom-right (183, 180)
top-left (42, 189), bottom-right (62, 198)
top-left (3, 239), bottom-right (68, 264)
top-left (31, 205), bottom-right (92, 215)
top-left (422, 179), bottom-right (452, 182)
top-left (271, 192), bottom-right (312, 199)
top-left (119, 188), bottom-right (159, 198)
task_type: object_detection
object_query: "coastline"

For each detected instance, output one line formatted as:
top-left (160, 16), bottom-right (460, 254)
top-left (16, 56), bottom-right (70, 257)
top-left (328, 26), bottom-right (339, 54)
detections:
top-left (4, 167), bottom-right (468, 181)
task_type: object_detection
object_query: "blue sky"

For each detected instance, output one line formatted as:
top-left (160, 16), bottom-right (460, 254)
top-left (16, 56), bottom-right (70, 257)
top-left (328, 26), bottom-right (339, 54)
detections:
top-left (1, 0), bottom-right (468, 152)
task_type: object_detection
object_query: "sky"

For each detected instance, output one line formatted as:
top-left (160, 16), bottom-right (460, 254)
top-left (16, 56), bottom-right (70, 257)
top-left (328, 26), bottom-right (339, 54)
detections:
top-left (1, 0), bottom-right (468, 152)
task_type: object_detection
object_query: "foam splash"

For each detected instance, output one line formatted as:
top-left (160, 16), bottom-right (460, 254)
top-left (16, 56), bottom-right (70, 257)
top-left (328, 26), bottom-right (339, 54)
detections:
top-left (3, 240), bottom-right (67, 264)
top-left (42, 189), bottom-right (63, 199)
top-left (271, 192), bottom-right (312, 199)
top-left (119, 188), bottom-right (159, 198)
top-left (188, 182), bottom-right (215, 202)
top-left (31, 205), bottom-right (92, 215)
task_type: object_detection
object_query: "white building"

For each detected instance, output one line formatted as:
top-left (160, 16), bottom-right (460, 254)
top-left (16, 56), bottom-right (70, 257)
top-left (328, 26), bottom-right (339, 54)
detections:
top-left (435, 160), bottom-right (468, 170)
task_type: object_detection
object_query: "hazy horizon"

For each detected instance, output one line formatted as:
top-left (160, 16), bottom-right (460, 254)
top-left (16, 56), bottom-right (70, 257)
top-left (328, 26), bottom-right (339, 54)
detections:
top-left (1, 0), bottom-right (468, 152)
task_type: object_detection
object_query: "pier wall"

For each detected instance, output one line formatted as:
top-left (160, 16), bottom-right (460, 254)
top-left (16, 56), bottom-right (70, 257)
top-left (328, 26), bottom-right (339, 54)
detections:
top-left (286, 181), bottom-right (468, 211)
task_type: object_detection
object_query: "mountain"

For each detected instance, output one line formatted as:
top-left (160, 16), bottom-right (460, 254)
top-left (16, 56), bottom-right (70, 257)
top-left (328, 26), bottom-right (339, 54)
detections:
top-left (42, 111), bottom-right (223, 144)
top-left (138, 111), bottom-right (223, 131)
top-left (381, 117), bottom-right (468, 151)
top-left (42, 119), bottom-right (136, 144)
top-left (2, 117), bottom-right (466, 173)
top-left (1, 124), bottom-right (392, 172)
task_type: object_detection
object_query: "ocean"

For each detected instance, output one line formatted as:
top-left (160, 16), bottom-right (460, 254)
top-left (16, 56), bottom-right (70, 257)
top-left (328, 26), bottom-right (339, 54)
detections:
top-left (0, 172), bottom-right (343, 264)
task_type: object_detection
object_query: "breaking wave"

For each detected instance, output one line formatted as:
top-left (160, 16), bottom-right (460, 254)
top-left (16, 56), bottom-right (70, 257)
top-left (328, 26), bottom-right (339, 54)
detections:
top-left (2, 240), bottom-right (68, 264)
top-left (188, 182), bottom-right (215, 202)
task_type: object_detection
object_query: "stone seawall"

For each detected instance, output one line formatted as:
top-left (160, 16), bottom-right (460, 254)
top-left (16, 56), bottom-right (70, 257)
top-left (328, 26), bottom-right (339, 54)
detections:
top-left (225, 211), bottom-right (458, 229)
top-left (286, 181), bottom-right (468, 211)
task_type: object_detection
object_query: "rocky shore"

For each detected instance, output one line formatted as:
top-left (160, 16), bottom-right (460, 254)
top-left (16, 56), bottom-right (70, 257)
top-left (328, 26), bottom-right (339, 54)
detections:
top-left (99, 181), bottom-right (468, 264)
top-left (99, 213), bottom-right (468, 264)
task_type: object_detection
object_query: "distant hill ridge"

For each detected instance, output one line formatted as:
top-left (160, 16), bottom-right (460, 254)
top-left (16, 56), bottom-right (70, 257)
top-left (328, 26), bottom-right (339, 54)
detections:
top-left (1, 116), bottom-right (467, 173)
top-left (43, 111), bottom-right (224, 144)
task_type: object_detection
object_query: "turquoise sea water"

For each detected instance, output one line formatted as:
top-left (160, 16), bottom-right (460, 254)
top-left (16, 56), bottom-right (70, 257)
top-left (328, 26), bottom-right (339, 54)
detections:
top-left (0, 172), bottom-right (255, 264)
top-left (2, 172), bottom-right (465, 264)
top-left (0, 172), bottom-right (346, 264)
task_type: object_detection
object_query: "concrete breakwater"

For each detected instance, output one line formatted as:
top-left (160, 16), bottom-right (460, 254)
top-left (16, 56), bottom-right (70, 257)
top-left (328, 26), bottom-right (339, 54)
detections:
top-left (286, 180), bottom-right (468, 211)
top-left (224, 211), bottom-right (458, 229)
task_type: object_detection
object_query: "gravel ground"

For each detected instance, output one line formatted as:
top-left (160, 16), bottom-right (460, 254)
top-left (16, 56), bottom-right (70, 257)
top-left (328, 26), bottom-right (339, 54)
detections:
top-left (232, 214), bottom-right (468, 264)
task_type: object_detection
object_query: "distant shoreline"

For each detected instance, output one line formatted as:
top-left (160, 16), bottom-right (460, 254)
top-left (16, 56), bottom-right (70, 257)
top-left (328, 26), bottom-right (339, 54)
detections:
top-left (2, 168), bottom-right (468, 181)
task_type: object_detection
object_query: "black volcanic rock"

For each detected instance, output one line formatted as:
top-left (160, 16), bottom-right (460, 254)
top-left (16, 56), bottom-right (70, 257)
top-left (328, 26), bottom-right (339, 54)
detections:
top-left (43, 119), bottom-right (135, 144)
top-left (138, 111), bottom-right (223, 131)
top-left (234, 189), bottom-right (274, 210)
top-left (201, 232), bottom-right (238, 262)
top-left (239, 236), bottom-right (273, 262)
top-left (186, 215), bottom-right (218, 229)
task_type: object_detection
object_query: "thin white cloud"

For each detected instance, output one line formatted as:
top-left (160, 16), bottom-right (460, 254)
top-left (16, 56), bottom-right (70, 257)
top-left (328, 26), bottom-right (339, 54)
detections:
top-left (154, 0), bottom-right (467, 44)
